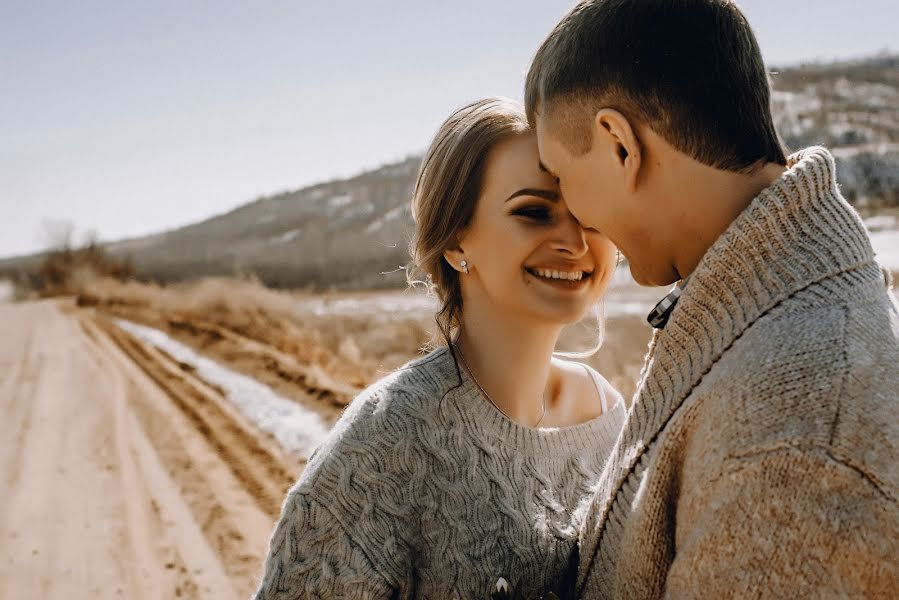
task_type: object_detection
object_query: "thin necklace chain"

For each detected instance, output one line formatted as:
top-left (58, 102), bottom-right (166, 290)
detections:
top-left (454, 343), bottom-right (547, 428)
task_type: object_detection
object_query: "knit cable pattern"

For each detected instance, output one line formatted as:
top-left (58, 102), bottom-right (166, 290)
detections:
top-left (253, 347), bottom-right (626, 599)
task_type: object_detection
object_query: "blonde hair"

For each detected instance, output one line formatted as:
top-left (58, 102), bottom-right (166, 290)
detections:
top-left (408, 97), bottom-right (529, 348)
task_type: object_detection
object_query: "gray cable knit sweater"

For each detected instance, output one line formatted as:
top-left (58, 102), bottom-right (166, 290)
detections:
top-left (253, 346), bottom-right (625, 599)
top-left (576, 147), bottom-right (899, 598)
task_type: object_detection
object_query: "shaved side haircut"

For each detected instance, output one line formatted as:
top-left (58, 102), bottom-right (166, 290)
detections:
top-left (525, 0), bottom-right (787, 172)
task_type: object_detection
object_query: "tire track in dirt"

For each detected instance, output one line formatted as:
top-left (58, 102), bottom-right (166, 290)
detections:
top-left (0, 330), bottom-right (38, 517)
top-left (0, 301), bottom-right (306, 599)
top-left (80, 311), bottom-right (304, 597)
top-left (88, 315), bottom-right (301, 516)
top-left (94, 345), bottom-right (234, 600)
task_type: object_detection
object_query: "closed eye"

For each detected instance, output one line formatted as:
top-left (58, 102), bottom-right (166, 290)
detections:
top-left (514, 205), bottom-right (552, 222)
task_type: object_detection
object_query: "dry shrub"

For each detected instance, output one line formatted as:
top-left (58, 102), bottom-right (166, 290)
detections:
top-left (32, 243), bottom-right (134, 297)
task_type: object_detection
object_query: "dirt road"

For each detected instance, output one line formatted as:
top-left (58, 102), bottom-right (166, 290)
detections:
top-left (0, 300), bottom-right (301, 600)
top-left (3, 283), bottom-right (895, 599)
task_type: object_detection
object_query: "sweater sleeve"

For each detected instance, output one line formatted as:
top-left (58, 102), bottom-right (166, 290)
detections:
top-left (252, 491), bottom-right (395, 600)
top-left (663, 447), bottom-right (899, 599)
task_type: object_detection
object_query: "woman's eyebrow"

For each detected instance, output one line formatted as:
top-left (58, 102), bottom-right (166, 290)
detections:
top-left (505, 188), bottom-right (559, 203)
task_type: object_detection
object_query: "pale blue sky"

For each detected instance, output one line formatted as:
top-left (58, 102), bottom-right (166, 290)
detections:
top-left (1, 0), bottom-right (895, 258)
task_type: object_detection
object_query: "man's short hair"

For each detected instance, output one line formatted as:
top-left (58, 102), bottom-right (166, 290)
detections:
top-left (525, 0), bottom-right (787, 171)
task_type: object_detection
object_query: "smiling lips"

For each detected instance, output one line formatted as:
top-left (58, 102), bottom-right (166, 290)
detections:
top-left (526, 267), bottom-right (593, 284)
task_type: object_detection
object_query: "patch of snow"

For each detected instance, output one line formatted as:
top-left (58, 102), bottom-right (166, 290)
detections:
top-left (833, 77), bottom-right (855, 99)
top-left (831, 143), bottom-right (899, 158)
top-left (331, 201), bottom-right (375, 227)
top-left (864, 215), bottom-right (898, 232)
top-left (300, 292), bottom-right (438, 318)
top-left (328, 194), bottom-right (352, 208)
top-left (365, 205), bottom-right (405, 233)
top-left (296, 280), bottom-right (658, 321)
top-left (847, 82), bottom-right (898, 109)
top-left (114, 319), bottom-right (329, 459)
top-left (272, 228), bottom-right (301, 244)
top-left (870, 229), bottom-right (899, 271)
top-left (0, 280), bottom-right (13, 302)
top-left (771, 89), bottom-right (822, 115)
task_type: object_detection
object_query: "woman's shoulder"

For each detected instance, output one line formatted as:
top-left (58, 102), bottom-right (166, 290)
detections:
top-left (296, 345), bottom-right (460, 490)
top-left (553, 358), bottom-right (625, 411)
top-left (353, 344), bottom-right (460, 417)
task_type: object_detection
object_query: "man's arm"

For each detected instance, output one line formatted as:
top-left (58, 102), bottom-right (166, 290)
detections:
top-left (665, 446), bottom-right (898, 599)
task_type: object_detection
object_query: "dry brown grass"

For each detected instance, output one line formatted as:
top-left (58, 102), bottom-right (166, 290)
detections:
top-left (76, 277), bottom-right (435, 419)
top-left (76, 275), bottom-right (654, 411)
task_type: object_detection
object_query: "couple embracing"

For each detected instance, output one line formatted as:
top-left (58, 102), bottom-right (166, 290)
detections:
top-left (255, 1), bottom-right (898, 598)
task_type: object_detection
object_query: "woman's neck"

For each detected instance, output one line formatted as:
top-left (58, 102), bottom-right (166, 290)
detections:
top-left (455, 300), bottom-right (562, 426)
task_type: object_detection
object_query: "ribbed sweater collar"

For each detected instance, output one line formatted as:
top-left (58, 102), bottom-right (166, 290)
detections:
top-left (637, 146), bottom-right (874, 419)
top-left (578, 147), bottom-right (877, 584)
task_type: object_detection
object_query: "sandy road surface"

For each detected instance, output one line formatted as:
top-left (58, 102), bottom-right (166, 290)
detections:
top-left (0, 300), bottom-right (301, 600)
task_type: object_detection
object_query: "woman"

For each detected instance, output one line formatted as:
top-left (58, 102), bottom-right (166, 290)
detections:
top-left (253, 98), bottom-right (625, 599)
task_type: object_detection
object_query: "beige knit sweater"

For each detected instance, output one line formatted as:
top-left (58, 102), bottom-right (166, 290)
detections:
top-left (576, 146), bottom-right (899, 599)
top-left (253, 347), bottom-right (625, 599)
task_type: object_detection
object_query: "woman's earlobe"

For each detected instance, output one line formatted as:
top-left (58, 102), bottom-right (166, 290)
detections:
top-left (443, 248), bottom-right (469, 274)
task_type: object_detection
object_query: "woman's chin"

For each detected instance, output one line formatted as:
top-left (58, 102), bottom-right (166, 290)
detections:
top-left (527, 280), bottom-right (600, 320)
top-left (526, 299), bottom-right (595, 326)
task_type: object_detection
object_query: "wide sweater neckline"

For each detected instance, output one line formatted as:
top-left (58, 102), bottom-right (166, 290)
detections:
top-left (433, 346), bottom-right (625, 458)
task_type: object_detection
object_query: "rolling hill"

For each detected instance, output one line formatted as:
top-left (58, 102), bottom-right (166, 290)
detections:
top-left (3, 54), bottom-right (898, 290)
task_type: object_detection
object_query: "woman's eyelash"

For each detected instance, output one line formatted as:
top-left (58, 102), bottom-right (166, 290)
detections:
top-left (514, 206), bottom-right (552, 221)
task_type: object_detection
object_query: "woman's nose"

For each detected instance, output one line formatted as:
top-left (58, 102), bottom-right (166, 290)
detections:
top-left (550, 214), bottom-right (589, 256)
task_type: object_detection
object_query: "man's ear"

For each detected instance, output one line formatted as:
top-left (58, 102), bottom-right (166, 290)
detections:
top-left (594, 108), bottom-right (642, 193)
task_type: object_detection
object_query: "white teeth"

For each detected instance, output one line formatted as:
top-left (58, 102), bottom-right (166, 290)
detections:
top-left (532, 269), bottom-right (585, 281)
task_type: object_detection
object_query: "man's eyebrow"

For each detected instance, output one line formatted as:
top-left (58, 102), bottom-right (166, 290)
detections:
top-left (505, 188), bottom-right (559, 203)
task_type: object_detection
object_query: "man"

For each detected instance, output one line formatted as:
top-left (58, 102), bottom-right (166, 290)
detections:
top-left (525, 0), bottom-right (898, 598)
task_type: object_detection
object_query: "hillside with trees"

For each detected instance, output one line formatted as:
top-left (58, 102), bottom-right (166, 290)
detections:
top-left (3, 54), bottom-right (897, 290)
